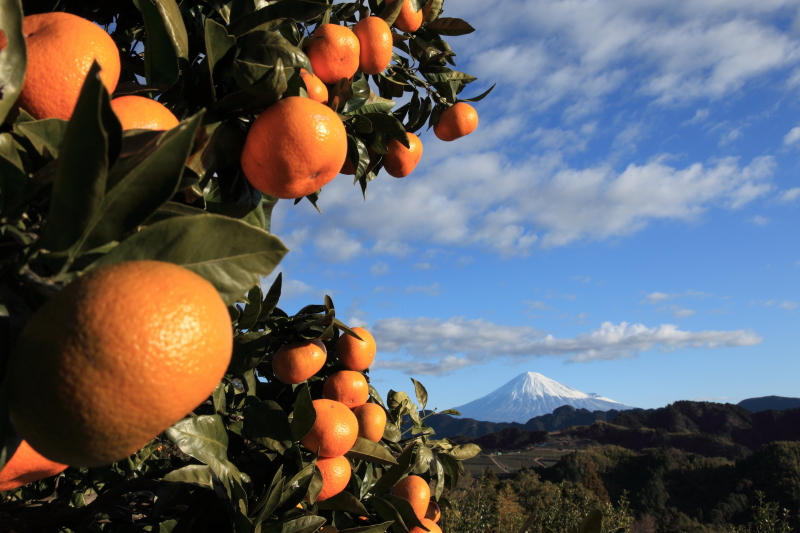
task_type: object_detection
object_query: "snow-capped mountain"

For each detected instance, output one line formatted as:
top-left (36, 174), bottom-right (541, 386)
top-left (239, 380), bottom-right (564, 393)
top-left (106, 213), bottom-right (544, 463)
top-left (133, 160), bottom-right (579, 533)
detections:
top-left (453, 372), bottom-right (635, 423)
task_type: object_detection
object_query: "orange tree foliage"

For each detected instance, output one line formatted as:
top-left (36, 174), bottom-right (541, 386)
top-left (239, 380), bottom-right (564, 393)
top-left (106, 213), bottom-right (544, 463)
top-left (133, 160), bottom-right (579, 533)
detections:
top-left (0, 0), bottom-right (491, 530)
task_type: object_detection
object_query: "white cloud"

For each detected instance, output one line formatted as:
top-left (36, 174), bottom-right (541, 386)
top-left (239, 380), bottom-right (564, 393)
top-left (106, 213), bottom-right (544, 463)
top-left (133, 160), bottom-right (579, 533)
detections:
top-left (313, 228), bottom-right (365, 262)
top-left (780, 301), bottom-right (798, 309)
top-left (404, 283), bottom-right (442, 297)
top-left (644, 289), bottom-right (712, 304)
top-left (413, 262), bottom-right (435, 270)
top-left (646, 292), bottom-right (671, 304)
top-left (370, 261), bottom-right (390, 275)
top-left (778, 187), bottom-right (800, 202)
top-left (524, 300), bottom-right (553, 311)
top-left (371, 317), bottom-right (762, 375)
top-left (749, 215), bottom-right (771, 226)
top-left (673, 308), bottom-right (697, 317)
top-left (783, 126), bottom-right (800, 145)
top-left (751, 299), bottom-right (798, 309)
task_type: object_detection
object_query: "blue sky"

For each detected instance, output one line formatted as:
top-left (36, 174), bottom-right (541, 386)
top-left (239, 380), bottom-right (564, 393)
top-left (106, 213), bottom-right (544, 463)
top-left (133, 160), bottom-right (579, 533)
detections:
top-left (266, 0), bottom-right (799, 413)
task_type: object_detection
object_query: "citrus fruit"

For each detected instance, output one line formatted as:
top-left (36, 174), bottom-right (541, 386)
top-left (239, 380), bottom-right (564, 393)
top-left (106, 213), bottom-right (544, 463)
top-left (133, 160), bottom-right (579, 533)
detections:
top-left (352, 403), bottom-right (387, 442)
top-left (335, 327), bottom-right (377, 371)
top-left (272, 340), bottom-right (327, 384)
top-left (240, 96), bottom-right (347, 199)
top-left (299, 68), bottom-right (329, 104)
top-left (0, 440), bottom-right (67, 492)
top-left (434, 102), bottom-right (479, 141)
top-left (316, 456), bottom-right (352, 501)
top-left (305, 24), bottom-right (360, 84)
top-left (410, 518), bottom-right (442, 533)
top-left (322, 371), bottom-right (370, 408)
top-left (425, 501), bottom-right (442, 523)
top-left (3, 12), bottom-right (120, 120)
top-left (389, 0), bottom-right (423, 33)
top-left (300, 399), bottom-right (359, 457)
top-left (392, 475), bottom-right (431, 520)
top-left (353, 17), bottom-right (393, 75)
top-left (110, 95), bottom-right (180, 131)
top-left (383, 133), bottom-right (423, 178)
top-left (6, 260), bottom-right (233, 467)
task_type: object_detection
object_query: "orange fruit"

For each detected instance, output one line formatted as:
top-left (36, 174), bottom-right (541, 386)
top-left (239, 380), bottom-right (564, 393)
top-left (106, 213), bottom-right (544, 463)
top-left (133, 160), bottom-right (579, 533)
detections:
top-left (434, 102), bottom-right (479, 141)
top-left (335, 327), bottom-right (377, 371)
top-left (353, 17), bottom-right (393, 75)
top-left (300, 399), bottom-right (359, 457)
top-left (383, 133), bottom-right (423, 178)
top-left (6, 261), bottom-right (233, 467)
top-left (305, 24), bottom-right (360, 84)
top-left (240, 96), bottom-right (347, 199)
top-left (316, 456), bottom-right (352, 501)
top-left (2, 12), bottom-right (120, 120)
top-left (410, 518), bottom-right (442, 533)
top-left (110, 95), bottom-right (180, 131)
top-left (392, 475), bottom-right (431, 520)
top-left (352, 403), bottom-right (387, 442)
top-left (425, 501), bottom-right (441, 523)
top-left (322, 371), bottom-right (369, 408)
top-left (0, 440), bottom-right (67, 492)
top-left (389, 0), bottom-right (423, 33)
top-left (299, 68), bottom-right (329, 104)
top-left (272, 340), bottom-right (327, 384)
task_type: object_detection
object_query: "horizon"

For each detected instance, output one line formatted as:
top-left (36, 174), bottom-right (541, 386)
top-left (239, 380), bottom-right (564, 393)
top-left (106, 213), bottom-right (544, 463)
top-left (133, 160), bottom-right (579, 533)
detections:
top-left (265, 0), bottom-right (799, 411)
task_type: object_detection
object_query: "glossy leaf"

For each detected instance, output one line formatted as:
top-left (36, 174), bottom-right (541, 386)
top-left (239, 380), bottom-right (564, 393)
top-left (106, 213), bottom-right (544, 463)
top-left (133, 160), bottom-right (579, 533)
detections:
top-left (423, 0), bottom-right (443, 22)
top-left (317, 490), bottom-right (370, 515)
top-left (238, 31), bottom-right (312, 72)
top-left (90, 214), bottom-right (289, 306)
top-left (14, 118), bottom-right (68, 159)
top-left (0, 0), bottom-right (25, 123)
top-left (369, 497), bottom-right (410, 533)
top-left (228, 1), bottom-right (331, 36)
top-left (291, 383), bottom-right (316, 442)
top-left (260, 272), bottom-right (283, 319)
top-left (458, 83), bottom-right (496, 103)
top-left (239, 285), bottom-right (263, 331)
top-left (368, 442), bottom-right (417, 495)
top-left (437, 408), bottom-right (461, 416)
top-left (166, 415), bottom-right (229, 465)
top-left (204, 19), bottom-right (236, 99)
top-left (140, 0), bottom-right (189, 88)
top-left (425, 17), bottom-right (475, 35)
top-left (346, 437), bottom-right (399, 466)
top-left (381, 0), bottom-right (405, 28)
top-left (280, 516), bottom-right (327, 533)
top-left (364, 113), bottom-right (409, 148)
top-left (162, 465), bottom-right (215, 488)
top-left (385, 495), bottom-right (428, 531)
top-left (243, 400), bottom-right (294, 453)
top-left (410, 379), bottom-right (428, 410)
top-left (339, 522), bottom-right (394, 533)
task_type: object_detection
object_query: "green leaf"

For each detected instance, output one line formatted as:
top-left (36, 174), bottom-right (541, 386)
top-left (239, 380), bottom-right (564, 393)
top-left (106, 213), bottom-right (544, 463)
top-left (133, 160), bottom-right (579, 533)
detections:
top-left (278, 463), bottom-right (315, 512)
top-left (348, 92), bottom-right (396, 115)
top-left (385, 495), bottom-right (427, 531)
top-left (204, 19), bottom-right (237, 99)
top-left (0, 0), bottom-right (25, 123)
top-left (458, 83), bottom-right (496, 103)
top-left (238, 31), bottom-right (312, 72)
top-left (380, 0), bottom-right (405, 28)
top-left (239, 285), bottom-right (263, 330)
top-left (422, 67), bottom-right (477, 84)
top-left (338, 523), bottom-right (394, 533)
top-left (432, 455), bottom-right (444, 500)
top-left (424, 18), bottom-right (475, 35)
top-left (166, 415), bottom-right (229, 465)
top-left (14, 118), bottom-right (68, 158)
top-left (260, 272), bottom-right (282, 319)
top-left (243, 400), bottom-right (294, 453)
top-left (279, 516), bottom-right (327, 533)
top-left (139, 0), bottom-right (189, 88)
top-left (291, 383), bottom-right (316, 442)
top-left (0, 134), bottom-right (26, 214)
top-left (38, 62), bottom-right (120, 252)
top-left (253, 467), bottom-right (285, 524)
top-left (89, 214), bottom-right (288, 306)
top-left (216, 61), bottom-right (289, 113)
top-left (228, 1), bottom-right (331, 37)
top-left (443, 443), bottom-right (480, 461)
top-left (75, 112), bottom-right (203, 253)
top-left (317, 490), bottom-right (370, 515)
top-left (410, 379), bottom-right (428, 410)
top-left (346, 437), bottom-right (398, 466)
top-left (162, 464), bottom-right (215, 488)
top-left (368, 497), bottom-right (409, 533)
top-left (437, 409), bottom-right (461, 416)
top-left (364, 113), bottom-right (409, 148)
top-left (422, 0), bottom-right (443, 22)
top-left (578, 510), bottom-right (603, 533)
top-left (368, 443), bottom-right (416, 495)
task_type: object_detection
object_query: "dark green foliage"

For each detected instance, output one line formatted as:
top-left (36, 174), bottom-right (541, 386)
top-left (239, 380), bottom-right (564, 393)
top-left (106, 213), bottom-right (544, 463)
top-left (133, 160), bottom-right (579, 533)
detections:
top-left (452, 427), bottom-right (549, 452)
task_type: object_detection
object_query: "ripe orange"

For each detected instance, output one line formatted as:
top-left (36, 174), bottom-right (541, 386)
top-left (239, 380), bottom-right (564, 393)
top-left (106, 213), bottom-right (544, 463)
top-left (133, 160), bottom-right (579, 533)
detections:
top-left (240, 96), bottom-right (347, 199)
top-left (300, 399), bottom-right (359, 457)
top-left (410, 518), bottom-right (442, 533)
top-left (383, 133), bottom-right (423, 178)
top-left (335, 327), bottom-right (377, 371)
top-left (299, 68), bottom-right (329, 104)
top-left (272, 340), bottom-right (327, 384)
top-left (110, 95), bottom-right (180, 131)
top-left (353, 17), bottom-right (393, 75)
top-left (434, 102), bottom-right (479, 141)
top-left (352, 403), bottom-right (387, 442)
top-left (316, 456), bottom-right (352, 501)
top-left (392, 475), bottom-right (431, 520)
top-left (0, 440), bottom-right (67, 492)
top-left (3, 12), bottom-right (120, 120)
top-left (389, 0), bottom-right (423, 33)
top-left (322, 371), bottom-right (369, 408)
top-left (6, 261), bottom-right (233, 467)
top-left (305, 24), bottom-right (360, 84)
top-left (425, 501), bottom-right (442, 523)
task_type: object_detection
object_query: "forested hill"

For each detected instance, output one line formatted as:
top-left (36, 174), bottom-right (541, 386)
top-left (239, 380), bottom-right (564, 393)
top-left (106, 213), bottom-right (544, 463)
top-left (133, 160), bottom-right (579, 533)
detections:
top-left (425, 405), bottom-right (633, 438)
top-left (564, 401), bottom-right (800, 459)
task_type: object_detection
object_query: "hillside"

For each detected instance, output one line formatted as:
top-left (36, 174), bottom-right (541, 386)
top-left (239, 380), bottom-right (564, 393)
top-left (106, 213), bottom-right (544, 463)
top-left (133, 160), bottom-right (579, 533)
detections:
top-left (737, 395), bottom-right (800, 412)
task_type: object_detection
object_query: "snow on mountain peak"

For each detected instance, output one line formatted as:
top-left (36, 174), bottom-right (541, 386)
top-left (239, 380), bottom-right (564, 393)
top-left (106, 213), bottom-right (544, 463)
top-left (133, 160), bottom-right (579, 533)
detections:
top-left (453, 372), bottom-right (635, 423)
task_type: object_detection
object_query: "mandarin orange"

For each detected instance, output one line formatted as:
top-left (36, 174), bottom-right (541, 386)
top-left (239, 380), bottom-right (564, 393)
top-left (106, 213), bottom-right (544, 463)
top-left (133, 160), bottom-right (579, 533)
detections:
top-left (353, 17), bottom-right (393, 75)
top-left (434, 102), bottom-right (479, 141)
top-left (0, 440), bottom-right (67, 492)
top-left (300, 399), bottom-right (359, 457)
top-left (383, 133), bottom-right (423, 178)
top-left (335, 327), bottom-right (377, 371)
top-left (305, 24), bottom-right (360, 84)
top-left (272, 340), bottom-right (327, 384)
top-left (392, 475), bottom-right (431, 520)
top-left (316, 456), bottom-right (352, 501)
top-left (110, 95), bottom-right (179, 131)
top-left (322, 371), bottom-right (370, 408)
top-left (299, 68), bottom-right (329, 104)
top-left (352, 403), bottom-right (387, 442)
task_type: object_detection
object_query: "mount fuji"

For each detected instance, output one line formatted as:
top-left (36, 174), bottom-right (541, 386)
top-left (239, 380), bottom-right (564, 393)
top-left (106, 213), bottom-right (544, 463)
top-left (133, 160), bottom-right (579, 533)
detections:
top-left (453, 372), bottom-right (635, 423)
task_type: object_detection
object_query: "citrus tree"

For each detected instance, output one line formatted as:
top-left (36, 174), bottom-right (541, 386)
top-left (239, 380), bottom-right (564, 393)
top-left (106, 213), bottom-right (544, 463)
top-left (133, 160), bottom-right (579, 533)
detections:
top-left (0, 0), bottom-right (491, 531)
